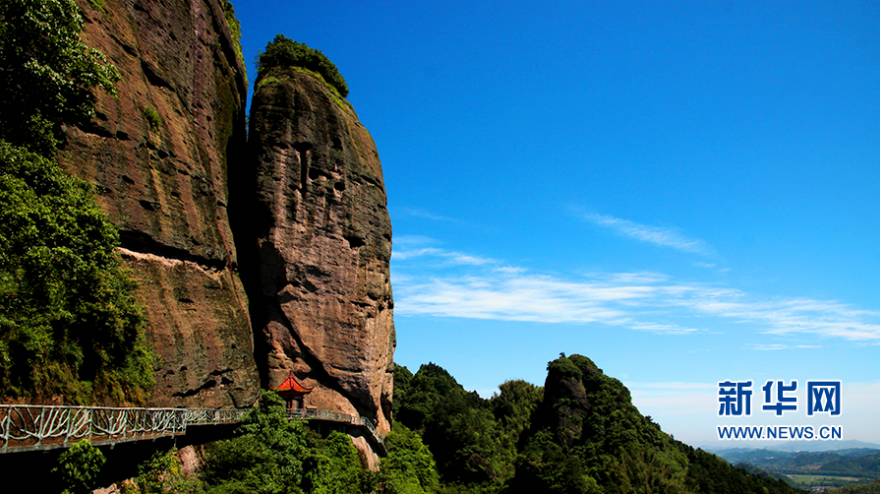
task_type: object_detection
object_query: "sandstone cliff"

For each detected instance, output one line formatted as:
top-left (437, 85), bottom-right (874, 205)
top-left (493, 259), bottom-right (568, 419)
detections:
top-left (59, 0), bottom-right (259, 408)
top-left (236, 68), bottom-right (396, 437)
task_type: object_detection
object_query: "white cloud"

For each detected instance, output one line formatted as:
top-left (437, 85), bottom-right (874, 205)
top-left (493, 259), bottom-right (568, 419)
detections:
top-left (494, 266), bottom-right (527, 275)
top-left (396, 271), bottom-right (702, 334)
top-left (400, 208), bottom-right (458, 223)
top-left (749, 344), bottom-right (791, 351)
top-left (394, 235), bottom-right (437, 246)
top-left (392, 247), bottom-right (443, 260)
top-left (391, 235), bottom-right (880, 342)
top-left (674, 293), bottom-right (880, 341)
top-left (748, 344), bottom-right (822, 351)
top-left (582, 213), bottom-right (717, 258)
top-left (391, 238), bottom-right (496, 265)
top-left (394, 255), bottom-right (880, 341)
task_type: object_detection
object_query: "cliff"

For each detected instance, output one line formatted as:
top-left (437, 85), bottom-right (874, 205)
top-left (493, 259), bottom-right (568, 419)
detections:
top-left (237, 68), bottom-right (395, 438)
top-left (49, 0), bottom-right (396, 457)
top-left (58, 0), bottom-right (259, 408)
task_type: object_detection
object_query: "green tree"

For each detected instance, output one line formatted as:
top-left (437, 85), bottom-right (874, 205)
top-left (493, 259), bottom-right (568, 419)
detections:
top-left (256, 34), bottom-right (349, 98)
top-left (381, 423), bottom-right (440, 494)
top-left (202, 391), bottom-right (308, 494)
top-left (0, 0), bottom-right (120, 154)
top-left (133, 448), bottom-right (204, 494)
top-left (302, 431), bottom-right (370, 494)
top-left (53, 439), bottom-right (106, 494)
top-left (0, 142), bottom-right (154, 403)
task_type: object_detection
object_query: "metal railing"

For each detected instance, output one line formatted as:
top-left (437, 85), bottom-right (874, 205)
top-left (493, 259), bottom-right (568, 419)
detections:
top-left (0, 404), bottom-right (248, 453)
top-left (1, 404), bottom-right (384, 454)
top-left (288, 408), bottom-right (386, 452)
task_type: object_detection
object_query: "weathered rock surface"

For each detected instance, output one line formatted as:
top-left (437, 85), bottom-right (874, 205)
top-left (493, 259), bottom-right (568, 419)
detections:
top-left (237, 69), bottom-right (395, 437)
top-left (536, 356), bottom-right (596, 448)
top-left (59, 0), bottom-right (259, 407)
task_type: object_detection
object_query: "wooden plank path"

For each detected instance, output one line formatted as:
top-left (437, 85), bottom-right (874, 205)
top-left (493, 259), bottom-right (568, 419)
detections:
top-left (0, 404), bottom-right (385, 455)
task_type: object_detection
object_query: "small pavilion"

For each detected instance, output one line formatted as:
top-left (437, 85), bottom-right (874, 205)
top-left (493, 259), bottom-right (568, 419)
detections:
top-left (275, 370), bottom-right (314, 412)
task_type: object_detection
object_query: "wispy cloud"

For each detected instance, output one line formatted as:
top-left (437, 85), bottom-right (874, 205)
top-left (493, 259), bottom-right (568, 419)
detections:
top-left (628, 382), bottom-right (716, 390)
top-left (395, 269), bottom-right (702, 334)
top-left (673, 292), bottom-right (880, 341)
top-left (748, 343), bottom-right (821, 351)
top-left (392, 245), bottom-right (880, 342)
top-left (626, 382), bottom-right (717, 417)
top-left (582, 213), bottom-right (716, 258)
top-left (400, 208), bottom-right (458, 223)
top-left (392, 237), bottom-right (497, 266)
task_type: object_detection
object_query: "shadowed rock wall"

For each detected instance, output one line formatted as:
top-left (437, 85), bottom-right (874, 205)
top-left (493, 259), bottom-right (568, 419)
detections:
top-left (237, 69), bottom-right (395, 439)
top-left (59, 0), bottom-right (259, 407)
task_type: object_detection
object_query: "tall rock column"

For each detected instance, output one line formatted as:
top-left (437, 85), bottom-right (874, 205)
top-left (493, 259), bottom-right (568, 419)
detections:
top-left (58, 0), bottom-right (259, 407)
top-left (238, 69), bottom-right (396, 444)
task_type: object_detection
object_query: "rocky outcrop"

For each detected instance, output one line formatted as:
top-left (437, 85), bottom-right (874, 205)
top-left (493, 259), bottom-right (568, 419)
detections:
top-left (539, 356), bottom-right (595, 447)
top-left (58, 0), bottom-right (259, 407)
top-left (237, 69), bottom-right (395, 438)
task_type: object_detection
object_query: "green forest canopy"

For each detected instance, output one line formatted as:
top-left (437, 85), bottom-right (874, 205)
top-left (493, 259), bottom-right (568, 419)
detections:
top-left (391, 356), bottom-right (804, 494)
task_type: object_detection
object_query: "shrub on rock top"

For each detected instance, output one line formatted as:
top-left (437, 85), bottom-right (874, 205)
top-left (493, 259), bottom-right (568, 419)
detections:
top-left (257, 34), bottom-right (349, 98)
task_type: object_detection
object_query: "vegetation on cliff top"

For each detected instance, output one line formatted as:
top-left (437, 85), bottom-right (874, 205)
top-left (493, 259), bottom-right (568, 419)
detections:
top-left (0, 0), bottom-right (154, 404)
top-left (257, 34), bottom-right (349, 98)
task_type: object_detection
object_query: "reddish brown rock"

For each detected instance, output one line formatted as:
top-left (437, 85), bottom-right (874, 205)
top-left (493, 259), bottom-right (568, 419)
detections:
top-left (58, 0), bottom-right (259, 407)
top-left (237, 69), bottom-right (396, 439)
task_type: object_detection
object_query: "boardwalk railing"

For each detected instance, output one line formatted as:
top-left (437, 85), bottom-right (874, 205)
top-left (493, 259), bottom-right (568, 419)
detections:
top-left (1, 404), bottom-right (384, 454)
top-left (0, 404), bottom-right (248, 453)
top-left (289, 408), bottom-right (386, 454)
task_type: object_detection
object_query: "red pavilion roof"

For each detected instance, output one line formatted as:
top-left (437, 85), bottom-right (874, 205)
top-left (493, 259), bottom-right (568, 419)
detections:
top-left (275, 371), bottom-right (313, 395)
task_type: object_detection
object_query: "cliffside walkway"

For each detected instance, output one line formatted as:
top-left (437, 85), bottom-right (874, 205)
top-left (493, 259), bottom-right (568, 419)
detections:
top-left (0, 404), bottom-right (385, 455)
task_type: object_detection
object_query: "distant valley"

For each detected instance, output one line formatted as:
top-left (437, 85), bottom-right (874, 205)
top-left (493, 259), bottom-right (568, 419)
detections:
top-left (714, 447), bottom-right (880, 490)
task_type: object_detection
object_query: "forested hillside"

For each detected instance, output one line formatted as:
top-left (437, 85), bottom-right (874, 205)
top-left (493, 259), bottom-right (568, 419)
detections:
top-left (832, 479), bottom-right (880, 494)
top-left (393, 354), bottom-right (802, 494)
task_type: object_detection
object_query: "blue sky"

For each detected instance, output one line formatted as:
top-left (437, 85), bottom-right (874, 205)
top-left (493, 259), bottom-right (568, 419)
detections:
top-left (235, 1), bottom-right (880, 446)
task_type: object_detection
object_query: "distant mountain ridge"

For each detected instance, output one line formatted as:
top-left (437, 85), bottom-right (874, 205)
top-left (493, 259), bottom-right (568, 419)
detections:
top-left (714, 447), bottom-right (880, 485)
top-left (703, 440), bottom-right (880, 454)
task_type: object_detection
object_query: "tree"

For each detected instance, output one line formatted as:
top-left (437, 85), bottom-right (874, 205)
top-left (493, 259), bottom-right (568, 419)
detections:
top-left (53, 439), bottom-right (107, 494)
top-left (133, 448), bottom-right (204, 494)
top-left (302, 431), bottom-right (369, 494)
top-left (256, 34), bottom-right (348, 98)
top-left (0, 142), bottom-right (154, 403)
top-left (0, 0), bottom-right (120, 154)
top-left (0, 0), bottom-right (153, 405)
top-left (202, 391), bottom-right (309, 494)
top-left (380, 423), bottom-right (440, 494)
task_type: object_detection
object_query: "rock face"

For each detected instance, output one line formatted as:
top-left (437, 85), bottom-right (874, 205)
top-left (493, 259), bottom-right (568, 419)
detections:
top-left (237, 69), bottom-right (395, 437)
top-left (58, 0), bottom-right (259, 407)
top-left (539, 356), bottom-right (594, 447)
